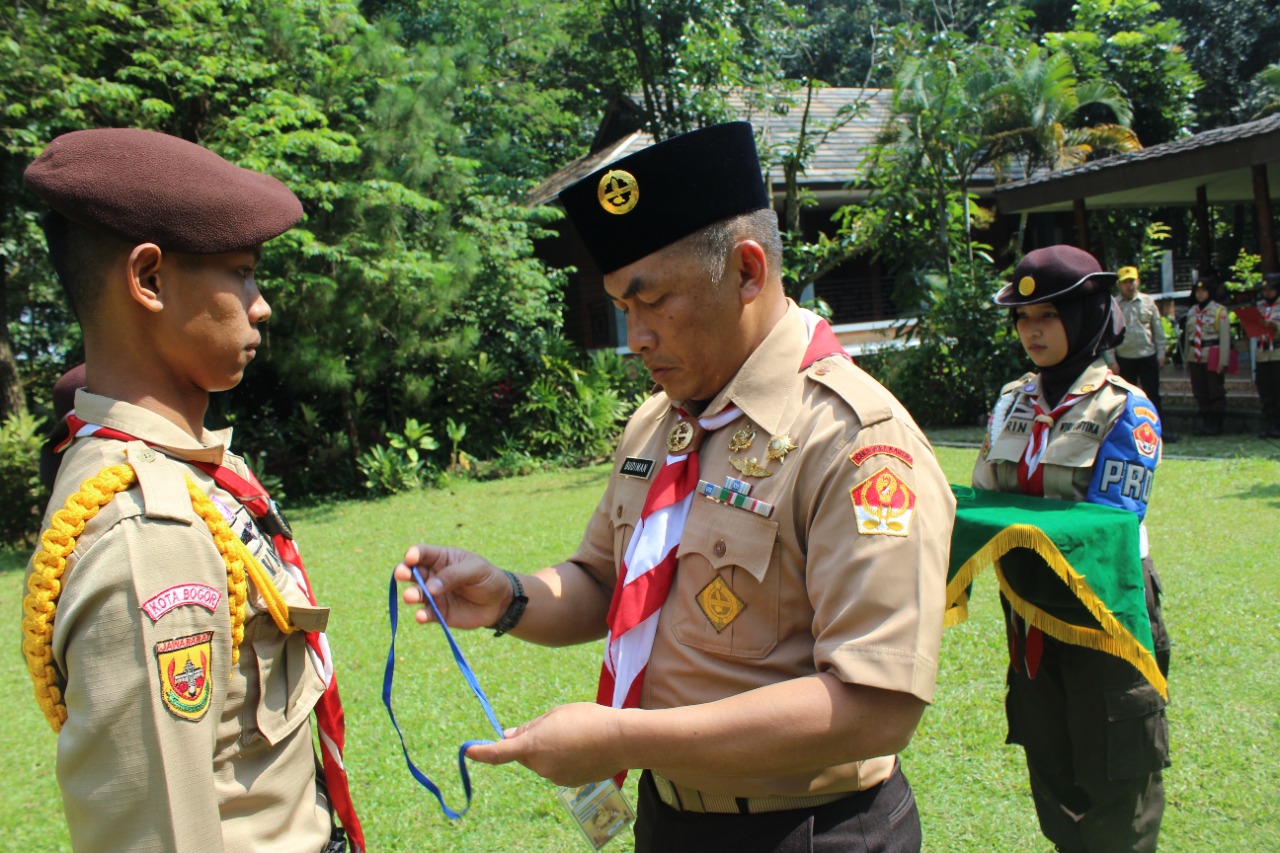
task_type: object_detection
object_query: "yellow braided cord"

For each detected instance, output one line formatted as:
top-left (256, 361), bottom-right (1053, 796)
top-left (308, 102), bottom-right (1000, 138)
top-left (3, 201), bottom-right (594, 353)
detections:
top-left (22, 464), bottom-right (296, 734)
top-left (22, 465), bottom-right (137, 732)
top-left (183, 477), bottom-right (295, 640)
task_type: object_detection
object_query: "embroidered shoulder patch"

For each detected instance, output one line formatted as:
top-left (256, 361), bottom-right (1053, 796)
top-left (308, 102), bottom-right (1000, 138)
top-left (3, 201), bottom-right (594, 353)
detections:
top-left (850, 467), bottom-right (916, 537)
top-left (850, 443), bottom-right (914, 467)
top-left (141, 584), bottom-right (222, 622)
top-left (1134, 406), bottom-right (1158, 423)
top-left (155, 632), bottom-right (213, 722)
top-left (1133, 422), bottom-right (1160, 458)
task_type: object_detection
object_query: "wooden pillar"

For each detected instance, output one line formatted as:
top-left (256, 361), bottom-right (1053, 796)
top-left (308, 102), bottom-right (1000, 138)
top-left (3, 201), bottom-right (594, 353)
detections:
top-left (1254, 164), bottom-right (1278, 274)
top-left (1195, 185), bottom-right (1212, 275)
top-left (1073, 198), bottom-right (1090, 256)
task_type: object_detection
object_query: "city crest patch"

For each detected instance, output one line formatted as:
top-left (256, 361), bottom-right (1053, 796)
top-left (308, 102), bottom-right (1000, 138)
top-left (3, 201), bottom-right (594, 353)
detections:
top-left (155, 632), bottom-right (213, 722)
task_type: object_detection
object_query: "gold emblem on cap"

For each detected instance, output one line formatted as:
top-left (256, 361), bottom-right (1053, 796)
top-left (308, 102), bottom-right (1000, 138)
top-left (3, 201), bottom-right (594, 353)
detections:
top-left (696, 575), bottom-right (745, 633)
top-left (729, 456), bottom-right (772, 478)
top-left (727, 427), bottom-right (755, 452)
top-left (765, 434), bottom-right (798, 463)
top-left (1018, 276), bottom-right (1036, 296)
top-left (668, 421), bottom-right (695, 453)
top-left (598, 169), bottom-right (639, 215)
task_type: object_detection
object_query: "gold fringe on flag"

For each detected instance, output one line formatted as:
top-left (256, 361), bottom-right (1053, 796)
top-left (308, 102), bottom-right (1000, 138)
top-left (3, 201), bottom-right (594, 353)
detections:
top-left (945, 523), bottom-right (1167, 700)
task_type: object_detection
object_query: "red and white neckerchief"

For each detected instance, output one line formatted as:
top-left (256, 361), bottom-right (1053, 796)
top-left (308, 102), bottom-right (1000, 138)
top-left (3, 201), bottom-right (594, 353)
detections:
top-left (1015, 380), bottom-right (1096, 497)
top-left (1191, 305), bottom-right (1206, 361)
top-left (60, 415), bottom-right (365, 852)
top-left (595, 310), bottom-right (847, 783)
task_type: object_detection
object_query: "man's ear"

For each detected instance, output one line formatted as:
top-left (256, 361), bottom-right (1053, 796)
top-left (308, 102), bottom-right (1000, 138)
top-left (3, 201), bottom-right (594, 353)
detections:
top-left (126, 243), bottom-right (165, 312)
top-left (734, 240), bottom-right (768, 305)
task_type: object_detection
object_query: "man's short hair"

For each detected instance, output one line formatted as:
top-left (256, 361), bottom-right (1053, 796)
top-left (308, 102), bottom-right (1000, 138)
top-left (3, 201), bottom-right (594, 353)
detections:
top-left (686, 209), bottom-right (783, 286)
top-left (39, 210), bottom-right (130, 323)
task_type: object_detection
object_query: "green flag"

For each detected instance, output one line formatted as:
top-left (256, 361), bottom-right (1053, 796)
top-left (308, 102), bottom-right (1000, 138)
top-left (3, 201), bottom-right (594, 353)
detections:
top-left (948, 485), bottom-right (1166, 699)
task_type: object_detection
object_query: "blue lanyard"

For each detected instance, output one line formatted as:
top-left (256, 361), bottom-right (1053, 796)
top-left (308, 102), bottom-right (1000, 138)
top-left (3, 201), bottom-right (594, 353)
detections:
top-left (383, 567), bottom-right (504, 819)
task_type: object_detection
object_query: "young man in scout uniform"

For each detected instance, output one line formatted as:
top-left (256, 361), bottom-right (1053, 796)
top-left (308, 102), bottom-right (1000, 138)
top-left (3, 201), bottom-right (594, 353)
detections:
top-left (1109, 265), bottom-right (1178, 442)
top-left (394, 122), bottom-right (953, 852)
top-left (20, 129), bottom-right (363, 852)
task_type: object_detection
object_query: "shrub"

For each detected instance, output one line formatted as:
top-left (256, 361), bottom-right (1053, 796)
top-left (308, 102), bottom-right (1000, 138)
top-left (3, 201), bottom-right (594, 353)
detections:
top-left (0, 412), bottom-right (48, 548)
top-left (356, 418), bottom-right (439, 495)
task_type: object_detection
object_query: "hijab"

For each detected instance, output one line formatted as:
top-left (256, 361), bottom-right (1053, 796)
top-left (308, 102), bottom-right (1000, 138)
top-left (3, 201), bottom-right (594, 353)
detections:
top-left (1036, 290), bottom-right (1124, 407)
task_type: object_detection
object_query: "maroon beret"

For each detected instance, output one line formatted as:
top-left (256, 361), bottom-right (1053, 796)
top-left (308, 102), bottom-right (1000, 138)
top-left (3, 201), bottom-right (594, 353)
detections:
top-left (23, 128), bottom-right (302, 253)
top-left (994, 245), bottom-right (1117, 306)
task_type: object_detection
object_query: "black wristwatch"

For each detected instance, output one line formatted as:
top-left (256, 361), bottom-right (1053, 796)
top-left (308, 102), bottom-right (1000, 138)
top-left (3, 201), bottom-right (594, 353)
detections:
top-left (490, 571), bottom-right (528, 637)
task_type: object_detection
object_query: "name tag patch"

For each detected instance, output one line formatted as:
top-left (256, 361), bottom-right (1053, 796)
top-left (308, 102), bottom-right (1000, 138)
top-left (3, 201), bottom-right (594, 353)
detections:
top-left (619, 456), bottom-right (656, 480)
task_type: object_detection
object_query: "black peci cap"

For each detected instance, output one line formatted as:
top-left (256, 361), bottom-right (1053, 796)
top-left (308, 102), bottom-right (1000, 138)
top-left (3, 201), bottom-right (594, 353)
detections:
top-left (558, 122), bottom-right (771, 275)
top-left (994, 245), bottom-right (1117, 306)
top-left (24, 128), bottom-right (303, 253)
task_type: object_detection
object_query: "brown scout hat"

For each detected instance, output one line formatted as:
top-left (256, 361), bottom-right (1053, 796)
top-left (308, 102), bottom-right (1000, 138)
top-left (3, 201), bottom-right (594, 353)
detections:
top-left (23, 128), bottom-right (302, 253)
top-left (994, 244), bottom-right (1117, 306)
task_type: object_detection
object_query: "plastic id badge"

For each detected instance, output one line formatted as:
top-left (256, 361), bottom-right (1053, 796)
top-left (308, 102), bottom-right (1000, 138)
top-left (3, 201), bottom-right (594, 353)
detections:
top-left (556, 780), bottom-right (636, 850)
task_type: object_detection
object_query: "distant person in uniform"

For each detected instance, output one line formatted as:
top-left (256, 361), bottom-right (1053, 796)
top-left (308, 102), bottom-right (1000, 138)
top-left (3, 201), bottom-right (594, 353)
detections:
top-left (394, 122), bottom-right (954, 853)
top-left (974, 245), bottom-right (1171, 853)
top-left (20, 128), bottom-right (363, 852)
top-left (1255, 273), bottom-right (1280, 438)
top-left (1108, 265), bottom-right (1178, 442)
top-left (1181, 277), bottom-right (1232, 435)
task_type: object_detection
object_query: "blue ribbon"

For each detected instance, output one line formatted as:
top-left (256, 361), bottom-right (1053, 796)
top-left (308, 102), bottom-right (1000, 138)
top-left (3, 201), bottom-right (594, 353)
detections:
top-left (383, 567), bottom-right (505, 819)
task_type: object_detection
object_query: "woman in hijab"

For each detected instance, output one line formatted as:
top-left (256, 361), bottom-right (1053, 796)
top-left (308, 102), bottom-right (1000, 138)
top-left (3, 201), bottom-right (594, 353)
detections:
top-left (972, 245), bottom-right (1171, 853)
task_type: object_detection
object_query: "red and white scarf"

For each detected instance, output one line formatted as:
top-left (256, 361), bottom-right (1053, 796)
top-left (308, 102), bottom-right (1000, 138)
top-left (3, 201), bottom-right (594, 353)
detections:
top-left (1191, 306), bottom-right (1206, 361)
top-left (61, 415), bottom-right (365, 852)
top-left (1016, 390), bottom-right (1086, 497)
top-left (595, 310), bottom-right (847, 782)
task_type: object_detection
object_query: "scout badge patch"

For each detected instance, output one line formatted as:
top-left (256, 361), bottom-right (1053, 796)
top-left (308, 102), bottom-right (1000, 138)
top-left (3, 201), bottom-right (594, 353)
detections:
top-left (850, 467), bottom-right (916, 537)
top-left (696, 575), bottom-right (746, 632)
top-left (156, 632), bottom-right (213, 721)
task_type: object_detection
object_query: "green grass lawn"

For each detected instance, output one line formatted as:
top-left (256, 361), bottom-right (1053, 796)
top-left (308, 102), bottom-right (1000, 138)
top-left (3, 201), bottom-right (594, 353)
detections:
top-left (4, 441), bottom-right (1278, 851)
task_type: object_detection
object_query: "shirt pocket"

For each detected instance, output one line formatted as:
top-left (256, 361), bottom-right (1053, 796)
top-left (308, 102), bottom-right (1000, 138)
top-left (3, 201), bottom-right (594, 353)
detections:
top-left (250, 628), bottom-right (326, 746)
top-left (608, 474), bottom-right (654, 570)
top-left (671, 500), bottom-right (780, 659)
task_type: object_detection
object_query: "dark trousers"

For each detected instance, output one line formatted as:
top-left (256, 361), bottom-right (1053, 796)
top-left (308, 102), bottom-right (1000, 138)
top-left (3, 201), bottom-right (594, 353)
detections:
top-left (1004, 560), bottom-right (1171, 853)
top-left (634, 762), bottom-right (921, 853)
top-left (1187, 361), bottom-right (1226, 414)
top-left (1115, 355), bottom-right (1163, 419)
top-left (1256, 360), bottom-right (1280, 426)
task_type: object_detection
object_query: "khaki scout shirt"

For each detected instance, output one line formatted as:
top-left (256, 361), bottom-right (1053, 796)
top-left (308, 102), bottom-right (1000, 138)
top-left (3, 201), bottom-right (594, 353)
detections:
top-left (1181, 300), bottom-right (1231, 365)
top-left (973, 360), bottom-right (1144, 504)
top-left (568, 302), bottom-right (954, 798)
top-left (26, 392), bottom-right (329, 853)
top-left (1114, 292), bottom-right (1165, 360)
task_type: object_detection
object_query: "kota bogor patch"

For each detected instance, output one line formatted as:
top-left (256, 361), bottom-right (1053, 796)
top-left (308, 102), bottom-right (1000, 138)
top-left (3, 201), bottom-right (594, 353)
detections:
top-left (850, 466), bottom-right (916, 537)
top-left (141, 583), bottom-right (222, 622)
top-left (155, 632), bottom-right (213, 722)
top-left (597, 169), bottom-right (639, 215)
top-left (696, 575), bottom-right (745, 633)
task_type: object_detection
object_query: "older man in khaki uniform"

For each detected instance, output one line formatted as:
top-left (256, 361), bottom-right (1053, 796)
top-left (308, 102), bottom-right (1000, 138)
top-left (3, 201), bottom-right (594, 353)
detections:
top-left (395, 122), bottom-right (953, 852)
top-left (20, 129), bottom-right (362, 852)
top-left (1108, 266), bottom-right (1176, 441)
